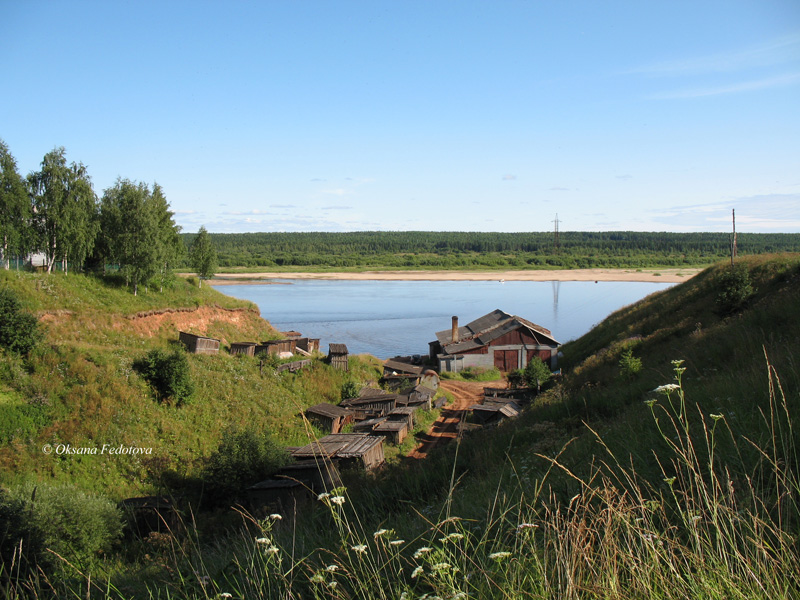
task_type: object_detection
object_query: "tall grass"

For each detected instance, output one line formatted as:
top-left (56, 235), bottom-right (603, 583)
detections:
top-left (4, 358), bottom-right (796, 598)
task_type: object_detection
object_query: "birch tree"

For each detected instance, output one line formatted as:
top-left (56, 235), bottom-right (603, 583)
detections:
top-left (0, 140), bottom-right (31, 269)
top-left (189, 226), bottom-right (217, 288)
top-left (28, 147), bottom-right (98, 273)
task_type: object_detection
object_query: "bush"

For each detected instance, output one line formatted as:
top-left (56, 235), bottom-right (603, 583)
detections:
top-left (618, 348), bottom-right (643, 379)
top-left (202, 427), bottom-right (290, 507)
top-left (133, 348), bottom-right (194, 405)
top-left (523, 358), bottom-right (552, 387)
top-left (0, 487), bottom-right (50, 579)
top-left (0, 287), bottom-right (42, 355)
top-left (341, 379), bottom-right (361, 401)
top-left (716, 263), bottom-right (755, 315)
top-left (3, 483), bottom-right (123, 572)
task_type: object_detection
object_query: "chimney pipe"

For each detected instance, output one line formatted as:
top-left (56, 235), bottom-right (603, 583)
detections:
top-left (451, 316), bottom-right (459, 343)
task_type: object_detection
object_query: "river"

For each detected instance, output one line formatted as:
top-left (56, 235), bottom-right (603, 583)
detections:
top-left (213, 279), bottom-right (673, 359)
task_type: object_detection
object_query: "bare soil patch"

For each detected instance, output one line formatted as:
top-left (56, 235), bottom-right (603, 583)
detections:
top-left (408, 379), bottom-right (489, 459)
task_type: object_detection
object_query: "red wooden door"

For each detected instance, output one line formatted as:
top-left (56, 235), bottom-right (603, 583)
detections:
top-left (494, 349), bottom-right (519, 371)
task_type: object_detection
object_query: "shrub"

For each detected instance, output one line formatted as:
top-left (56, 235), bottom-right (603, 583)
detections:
top-left (0, 287), bottom-right (42, 355)
top-left (133, 348), bottom-right (194, 405)
top-left (716, 263), bottom-right (755, 315)
top-left (202, 427), bottom-right (290, 507)
top-left (341, 379), bottom-right (361, 401)
top-left (618, 348), bottom-right (642, 379)
top-left (523, 358), bottom-right (552, 387)
top-left (4, 483), bottom-right (123, 572)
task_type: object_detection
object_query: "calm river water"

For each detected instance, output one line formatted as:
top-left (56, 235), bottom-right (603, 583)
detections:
top-left (213, 279), bottom-right (673, 359)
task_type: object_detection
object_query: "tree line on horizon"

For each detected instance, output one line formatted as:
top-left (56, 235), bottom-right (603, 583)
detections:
top-left (183, 230), bottom-right (800, 270)
top-left (0, 140), bottom-right (216, 293)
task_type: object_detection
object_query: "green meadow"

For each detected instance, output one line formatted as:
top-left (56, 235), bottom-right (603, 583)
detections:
top-left (1, 254), bottom-right (799, 599)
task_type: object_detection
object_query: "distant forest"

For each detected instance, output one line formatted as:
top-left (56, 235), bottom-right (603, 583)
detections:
top-left (179, 231), bottom-right (800, 270)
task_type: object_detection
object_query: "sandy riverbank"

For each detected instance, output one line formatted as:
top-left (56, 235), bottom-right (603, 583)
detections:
top-left (206, 267), bottom-right (702, 285)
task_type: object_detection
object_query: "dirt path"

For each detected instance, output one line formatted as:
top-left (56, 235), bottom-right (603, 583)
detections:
top-left (407, 380), bottom-right (490, 459)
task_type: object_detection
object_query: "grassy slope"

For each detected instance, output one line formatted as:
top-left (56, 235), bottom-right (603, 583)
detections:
top-left (0, 271), bottom-right (381, 499)
top-left (352, 254), bottom-right (800, 521)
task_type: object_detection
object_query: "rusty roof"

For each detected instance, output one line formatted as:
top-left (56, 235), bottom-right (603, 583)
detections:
top-left (434, 309), bottom-right (559, 354)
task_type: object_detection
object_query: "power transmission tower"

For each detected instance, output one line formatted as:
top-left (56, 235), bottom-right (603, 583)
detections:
top-left (552, 214), bottom-right (561, 252)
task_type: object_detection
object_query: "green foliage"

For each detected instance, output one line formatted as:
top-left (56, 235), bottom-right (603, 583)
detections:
top-left (4, 482), bottom-right (123, 571)
top-left (201, 427), bottom-right (290, 507)
top-left (27, 146), bottom-right (99, 273)
top-left (0, 139), bottom-right (33, 265)
top-left (0, 486), bottom-right (50, 578)
top-left (132, 348), bottom-right (194, 405)
top-left (618, 347), bottom-right (642, 379)
top-left (180, 230), bottom-right (800, 270)
top-left (189, 226), bottom-right (217, 286)
top-left (716, 263), bottom-right (755, 314)
top-left (0, 287), bottom-right (42, 355)
top-left (523, 357), bottom-right (552, 387)
top-left (440, 366), bottom-right (502, 381)
top-left (340, 379), bottom-right (361, 400)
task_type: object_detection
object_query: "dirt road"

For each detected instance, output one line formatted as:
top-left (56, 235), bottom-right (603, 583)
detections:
top-left (407, 380), bottom-right (490, 459)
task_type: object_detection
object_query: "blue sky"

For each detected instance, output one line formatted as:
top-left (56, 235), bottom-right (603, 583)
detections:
top-left (2, 1), bottom-right (799, 233)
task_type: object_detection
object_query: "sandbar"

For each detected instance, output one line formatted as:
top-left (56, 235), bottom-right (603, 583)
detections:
top-left (206, 268), bottom-right (701, 285)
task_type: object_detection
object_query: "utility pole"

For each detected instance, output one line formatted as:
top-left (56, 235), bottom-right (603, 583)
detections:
top-left (552, 214), bottom-right (561, 252)
top-left (730, 208), bottom-right (737, 267)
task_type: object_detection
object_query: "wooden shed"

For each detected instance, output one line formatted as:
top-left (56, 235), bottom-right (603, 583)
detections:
top-left (372, 420), bottom-right (409, 444)
top-left (291, 434), bottom-right (385, 471)
top-left (246, 479), bottom-right (308, 517)
top-left (256, 339), bottom-right (297, 356)
top-left (397, 384), bottom-right (436, 410)
top-left (230, 342), bottom-right (257, 356)
top-left (388, 406), bottom-right (416, 429)
top-left (296, 338), bottom-right (321, 354)
top-left (470, 401), bottom-right (521, 425)
top-left (119, 496), bottom-right (179, 537)
top-left (179, 331), bottom-right (220, 355)
top-left (328, 343), bottom-right (349, 371)
top-left (340, 388), bottom-right (398, 419)
top-left (305, 403), bottom-right (354, 434)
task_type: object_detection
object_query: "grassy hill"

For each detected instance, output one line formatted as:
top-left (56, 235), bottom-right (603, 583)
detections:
top-left (2, 255), bottom-right (799, 598)
top-left (0, 271), bottom-right (382, 502)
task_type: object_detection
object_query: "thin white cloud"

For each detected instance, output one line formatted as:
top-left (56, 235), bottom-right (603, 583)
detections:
top-left (323, 188), bottom-right (348, 196)
top-left (650, 72), bottom-right (800, 99)
top-left (502, 174), bottom-right (517, 181)
top-left (629, 33), bottom-right (800, 77)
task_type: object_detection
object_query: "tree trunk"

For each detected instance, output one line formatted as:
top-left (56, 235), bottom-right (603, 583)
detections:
top-left (2, 236), bottom-right (8, 270)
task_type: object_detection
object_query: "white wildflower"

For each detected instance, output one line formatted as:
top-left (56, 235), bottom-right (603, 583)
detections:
top-left (265, 545), bottom-right (280, 554)
top-left (489, 551), bottom-right (512, 560)
top-left (414, 546), bottom-right (432, 559)
top-left (373, 528), bottom-right (389, 538)
top-left (317, 492), bottom-right (330, 501)
top-left (219, 594), bottom-right (233, 599)
top-left (653, 384), bottom-right (680, 394)
top-left (269, 513), bottom-right (282, 520)
top-left (255, 537), bottom-right (269, 544)
top-left (352, 544), bottom-right (368, 554)
top-left (516, 523), bottom-right (538, 531)
top-left (328, 581), bottom-right (339, 590)
top-left (390, 539), bottom-right (405, 546)
top-left (411, 566), bottom-right (424, 579)
top-left (331, 495), bottom-right (346, 505)
top-left (441, 532), bottom-right (464, 542)
top-left (431, 562), bottom-right (452, 572)
top-left (325, 564), bottom-right (339, 572)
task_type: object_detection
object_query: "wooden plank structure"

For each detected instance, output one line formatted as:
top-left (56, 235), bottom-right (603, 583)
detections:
top-left (469, 401), bottom-right (521, 425)
top-left (291, 434), bottom-right (385, 471)
top-left (119, 496), bottom-right (178, 537)
top-left (372, 420), bottom-right (409, 444)
top-left (230, 342), bottom-right (257, 356)
top-left (388, 406), bottom-right (416, 428)
top-left (277, 359), bottom-right (312, 373)
top-left (296, 338), bottom-right (320, 353)
top-left (179, 331), bottom-right (220, 354)
top-left (328, 343), bottom-right (349, 371)
top-left (341, 388), bottom-right (398, 419)
top-left (256, 339), bottom-right (297, 356)
top-left (247, 457), bottom-right (342, 517)
top-left (397, 384), bottom-right (436, 410)
top-left (305, 403), bottom-right (354, 434)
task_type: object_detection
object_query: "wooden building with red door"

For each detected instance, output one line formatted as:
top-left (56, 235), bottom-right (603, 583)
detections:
top-left (429, 309), bottom-right (560, 373)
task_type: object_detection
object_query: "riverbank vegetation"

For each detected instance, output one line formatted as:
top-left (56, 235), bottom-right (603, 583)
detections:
top-left (184, 230), bottom-right (800, 271)
top-left (1, 254), bottom-right (798, 598)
